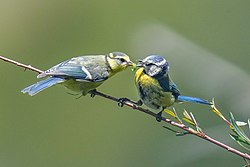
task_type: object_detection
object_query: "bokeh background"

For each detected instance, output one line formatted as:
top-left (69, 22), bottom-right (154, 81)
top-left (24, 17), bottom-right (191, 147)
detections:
top-left (0, 0), bottom-right (250, 166)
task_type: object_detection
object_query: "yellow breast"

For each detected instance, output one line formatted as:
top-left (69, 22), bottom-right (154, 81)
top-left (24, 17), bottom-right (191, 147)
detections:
top-left (135, 68), bottom-right (175, 109)
top-left (135, 68), bottom-right (160, 88)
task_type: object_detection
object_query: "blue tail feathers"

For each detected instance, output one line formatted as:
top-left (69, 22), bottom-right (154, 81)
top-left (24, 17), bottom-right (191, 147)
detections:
top-left (177, 95), bottom-right (211, 105)
top-left (21, 77), bottom-right (65, 96)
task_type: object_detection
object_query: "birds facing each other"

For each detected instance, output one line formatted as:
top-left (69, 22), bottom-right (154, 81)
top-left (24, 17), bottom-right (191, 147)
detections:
top-left (22, 52), bottom-right (134, 96)
top-left (134, 55), bottom-right (211, 121)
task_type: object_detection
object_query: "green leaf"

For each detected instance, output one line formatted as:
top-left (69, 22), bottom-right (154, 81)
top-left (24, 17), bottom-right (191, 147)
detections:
top-left (230, 112), bottom-right (250, 143)
top-left (164, 108), bottom-right (182, 123)
top-left (183, 109), bottom-right (192, 120)
top-left (189, 112), bottom-right (198, 126)
top-left (211, 99), bottom-right (231, 125)
top-left (182, 118), bottom-right (195, 126)
top-left (189, 112), bottom-right (203, 133)
top-left (230, 134), bottom-right (250, 151)
top-left (182, 110), bottom-right (195, 126)
top-left (164, 109), bottom-right (176, 118)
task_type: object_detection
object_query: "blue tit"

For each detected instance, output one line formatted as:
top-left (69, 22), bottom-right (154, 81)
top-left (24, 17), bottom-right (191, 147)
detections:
top-left (134, 55), bottom-right (211, 121)
top-left (22, 52), bottom-right (134, 96)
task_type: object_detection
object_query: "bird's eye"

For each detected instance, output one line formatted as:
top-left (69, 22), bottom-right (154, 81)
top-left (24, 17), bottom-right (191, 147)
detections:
top-left (120, 58), bottom-right (126, 63)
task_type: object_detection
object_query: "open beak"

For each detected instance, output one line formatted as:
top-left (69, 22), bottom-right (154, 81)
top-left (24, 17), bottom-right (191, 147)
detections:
top-left (126, 61), bottom-right (137, 71)
top-left (127, 61), bottom-right (133, 66)
top-left (127, 61), bottom-right (136, 67)
top-left (136, 61), bottom-right (144, 67)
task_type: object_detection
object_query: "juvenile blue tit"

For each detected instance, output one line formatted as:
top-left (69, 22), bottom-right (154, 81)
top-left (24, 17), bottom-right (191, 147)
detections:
top-left (134, 55), bottom-right (211, 121)
top-left (22, 52), bottom-right (134, 96)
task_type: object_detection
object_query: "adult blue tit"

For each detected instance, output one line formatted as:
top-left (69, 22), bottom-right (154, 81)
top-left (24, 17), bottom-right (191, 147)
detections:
top-left (134, 55), bottom-right (211, 121)
top-left (22, 52), bottom-right (134, 96)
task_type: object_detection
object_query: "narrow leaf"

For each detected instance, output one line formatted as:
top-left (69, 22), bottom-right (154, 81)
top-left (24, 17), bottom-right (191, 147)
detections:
top-left (211, 99), bottom-right (231, 125)
top-left (190, 112), bottom-right (198, 127)
top-left (236, 121), bottom-right (248, 127)
top-left (182, 110), bottom-right (196, 126)
top-left (190, 112), bottom-right (203, 133)
top-left (230, 112), bottom-right (250, 142)
top-left (172, 107), bottom-right (182, 123)
top-left (183, 109), bottom-right (192, 120)
top-left (164, 109), bottom-right (176, 118)
top-left (230, 134), bottom-right (249, 145)
top-left (162, 126), bottom-right (179, 134)
top-left (182, 118), bottom-right (195, 126)
top-left (230, 134), bottom-right (250, 151)
top-left (248, 119), bottom-right (250, 131)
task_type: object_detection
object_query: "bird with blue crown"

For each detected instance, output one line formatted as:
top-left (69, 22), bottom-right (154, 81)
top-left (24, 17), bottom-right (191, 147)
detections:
top-left (133, 55), bottom-right (211, 121)
top-left (22, 52), bottom-right (134, 96)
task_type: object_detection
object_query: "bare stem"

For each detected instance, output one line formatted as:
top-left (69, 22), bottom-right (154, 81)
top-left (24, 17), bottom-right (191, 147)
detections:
top-left (93, 90), bottom-right (250, 160)
top-left (0, 55), bottom-right (44, 74)
top-left (1, 55), bottom-right (250, 160)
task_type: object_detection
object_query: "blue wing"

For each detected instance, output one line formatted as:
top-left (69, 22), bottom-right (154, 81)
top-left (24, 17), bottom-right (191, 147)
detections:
top-left (157, 75), bottom-right (180, 98)
top-left (157, 77), bottom-right (170, 91)
top-left (177, 95), bottom-right (211, 105)
top-left (37, 57), bottom-right (109, 82)
top-left (38, 59), bottom-right (88, 79)
top-left (157, 75), bottom-right (210, 105)
top-left (21, 77), bottom-right (65, 96)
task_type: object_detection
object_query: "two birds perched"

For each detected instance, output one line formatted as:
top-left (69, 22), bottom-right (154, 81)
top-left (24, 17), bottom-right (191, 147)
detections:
top-left (22, 52), bottom-right (211, 118)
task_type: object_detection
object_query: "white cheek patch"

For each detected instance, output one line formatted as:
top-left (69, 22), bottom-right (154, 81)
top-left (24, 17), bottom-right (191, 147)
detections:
top-left (81, 66), bottom-right (92, 80)
top-left (158, 59), bottom-right (167, 66)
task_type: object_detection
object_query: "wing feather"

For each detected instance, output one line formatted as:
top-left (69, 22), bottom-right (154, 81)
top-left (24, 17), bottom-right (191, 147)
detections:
top-left (37, 56), bottom-right (109, 82)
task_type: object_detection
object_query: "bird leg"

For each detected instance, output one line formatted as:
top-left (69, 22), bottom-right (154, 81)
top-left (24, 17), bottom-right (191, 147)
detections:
top-left (135, 100), bottom-right (143, 106)
top-left (156, 108), bottom-right (164, 122)
top-left (89, 89), bottom-right (97, 98)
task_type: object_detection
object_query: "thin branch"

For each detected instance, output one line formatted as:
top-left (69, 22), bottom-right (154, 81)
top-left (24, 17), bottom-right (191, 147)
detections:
top-left (93, 90), bottom-right (250, 160)
top-left (0, 55), bottom-right (44, 74)
top-left (1, 55), bottom-right (250, 161)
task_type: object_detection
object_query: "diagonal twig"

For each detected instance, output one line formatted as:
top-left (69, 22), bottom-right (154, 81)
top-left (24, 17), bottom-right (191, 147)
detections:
top-left (0, 55), bottom-right (44, 73)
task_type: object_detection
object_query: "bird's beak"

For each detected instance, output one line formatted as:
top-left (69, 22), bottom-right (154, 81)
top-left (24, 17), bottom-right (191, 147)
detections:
top-left (126, 61), bottom-right (137, 71)
top-left (136, 61), bottom-right (144, 67)
top-left (127, 61), bottom-right (133, 66)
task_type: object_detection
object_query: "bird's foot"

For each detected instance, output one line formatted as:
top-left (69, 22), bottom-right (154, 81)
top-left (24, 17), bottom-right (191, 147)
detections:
top-left (118, 98), bottom-right (130, 107)
top-left (156, 111), bottom-right (163, 122)
top-left (89, 89), bottom-right (97, 98)
top-left (136, 100), bottom-right (143, 106)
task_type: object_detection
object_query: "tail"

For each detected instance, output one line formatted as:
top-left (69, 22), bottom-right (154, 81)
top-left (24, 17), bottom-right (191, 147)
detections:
top-left (177, 95), bottom-right (211, 105)
top-left (21, 77), bottom-right (65, 96)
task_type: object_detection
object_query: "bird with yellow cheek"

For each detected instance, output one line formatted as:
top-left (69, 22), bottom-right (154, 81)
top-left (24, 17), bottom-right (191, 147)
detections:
top-left (22, 52), bottom-right (135, 96)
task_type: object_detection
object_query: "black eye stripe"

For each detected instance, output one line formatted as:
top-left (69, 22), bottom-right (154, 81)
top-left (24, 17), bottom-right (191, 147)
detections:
top-left (146, 62), bottom-right (155, 66)
top-left (119, 58), bottom-right (126, 62)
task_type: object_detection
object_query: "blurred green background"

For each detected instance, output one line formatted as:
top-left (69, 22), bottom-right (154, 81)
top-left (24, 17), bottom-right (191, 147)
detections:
top-left (0, 0), bottom-right (250, 166)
